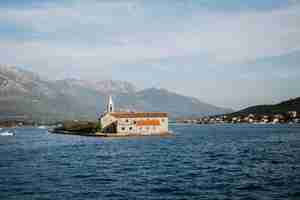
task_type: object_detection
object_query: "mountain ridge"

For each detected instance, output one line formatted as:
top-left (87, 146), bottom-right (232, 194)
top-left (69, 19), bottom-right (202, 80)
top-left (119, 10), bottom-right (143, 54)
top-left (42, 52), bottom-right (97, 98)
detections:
top-left (229, 97), bottom-right (300, 117)
top-left (0, 65), bottom-right (233, 122)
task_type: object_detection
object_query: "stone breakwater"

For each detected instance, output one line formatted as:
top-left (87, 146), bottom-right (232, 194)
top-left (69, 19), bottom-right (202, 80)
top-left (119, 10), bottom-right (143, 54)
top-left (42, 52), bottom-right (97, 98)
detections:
top-left (49, 129), bottom-right (171, 138)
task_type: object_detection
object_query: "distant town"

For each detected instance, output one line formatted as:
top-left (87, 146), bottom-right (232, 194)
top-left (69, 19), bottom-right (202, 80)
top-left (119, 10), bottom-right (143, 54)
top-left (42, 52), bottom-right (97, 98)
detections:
top-left (176, 111), bottom-right (300, 125)
top-left (1, 111), bottom-right (300, 128)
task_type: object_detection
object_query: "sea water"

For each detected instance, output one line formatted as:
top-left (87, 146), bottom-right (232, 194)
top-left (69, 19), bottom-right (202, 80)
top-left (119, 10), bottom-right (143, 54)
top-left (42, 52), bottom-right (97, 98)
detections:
top-left (0, 124), bottom-right (300, 200)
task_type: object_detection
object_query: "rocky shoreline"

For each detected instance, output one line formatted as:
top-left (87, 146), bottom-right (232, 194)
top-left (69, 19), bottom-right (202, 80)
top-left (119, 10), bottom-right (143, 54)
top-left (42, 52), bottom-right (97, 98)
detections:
top-left (49, 129), bottom-right (172, 138)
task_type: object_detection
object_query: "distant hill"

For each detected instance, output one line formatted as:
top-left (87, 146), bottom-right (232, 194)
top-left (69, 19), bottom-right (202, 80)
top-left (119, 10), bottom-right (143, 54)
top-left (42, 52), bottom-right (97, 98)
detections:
top-left (229, 97), bottom-right (300, 117)
top-left (115, 88), bottom-right (233, 117)
top-left (0, 65), bottom-right (232, 122)
top-left (56, 78), bottom-right (137, 94)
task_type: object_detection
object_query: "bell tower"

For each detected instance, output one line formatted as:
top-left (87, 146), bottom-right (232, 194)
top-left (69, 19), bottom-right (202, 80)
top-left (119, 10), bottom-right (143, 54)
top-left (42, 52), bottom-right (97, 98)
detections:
top-left (107, 95), bottom-right (114, 113)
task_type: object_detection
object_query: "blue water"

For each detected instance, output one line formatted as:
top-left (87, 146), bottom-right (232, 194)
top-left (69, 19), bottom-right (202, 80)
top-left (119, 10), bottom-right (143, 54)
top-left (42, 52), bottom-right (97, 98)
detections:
top-left (1, 124), bottom-right (300, 200)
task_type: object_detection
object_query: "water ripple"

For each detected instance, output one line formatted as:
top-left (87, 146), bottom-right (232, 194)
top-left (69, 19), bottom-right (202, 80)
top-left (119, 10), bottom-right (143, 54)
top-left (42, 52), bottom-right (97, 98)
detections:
top-left (0, 125), bottom-right (300, 199)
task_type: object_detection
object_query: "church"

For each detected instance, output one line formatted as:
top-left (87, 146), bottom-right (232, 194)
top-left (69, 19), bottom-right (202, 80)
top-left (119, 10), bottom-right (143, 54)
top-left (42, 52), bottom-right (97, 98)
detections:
top-left (100, 96), bottom-right (169, 135)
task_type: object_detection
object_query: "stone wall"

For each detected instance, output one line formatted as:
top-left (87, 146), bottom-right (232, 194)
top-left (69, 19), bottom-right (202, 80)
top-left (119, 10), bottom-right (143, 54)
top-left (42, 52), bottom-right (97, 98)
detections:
top-left (116, 117), bottom-right (168, 134)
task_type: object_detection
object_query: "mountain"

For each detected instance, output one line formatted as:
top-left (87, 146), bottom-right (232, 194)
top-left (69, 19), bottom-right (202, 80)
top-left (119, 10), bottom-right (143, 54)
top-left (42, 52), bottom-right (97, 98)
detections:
top-left (0, 65), bottom-right (93, 121)
top-left (229, 97), bottom-right (300, 116)
top-left (57, 79), bottom-right (137, 94)
top-left (0, 65), bottom-right (232, 122)
top-left (115, 88), bottom-right (233, 117)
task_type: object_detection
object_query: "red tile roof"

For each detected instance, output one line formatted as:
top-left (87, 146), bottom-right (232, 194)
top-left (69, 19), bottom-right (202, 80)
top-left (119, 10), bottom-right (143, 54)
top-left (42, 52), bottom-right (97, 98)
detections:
top-left (110, 112), bottom-right (168, 118)
top-left (136, 119), bottom-right (161, 126)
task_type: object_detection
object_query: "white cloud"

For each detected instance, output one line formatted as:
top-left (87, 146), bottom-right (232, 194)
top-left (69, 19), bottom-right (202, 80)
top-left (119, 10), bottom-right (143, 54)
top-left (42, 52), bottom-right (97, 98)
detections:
top-left (0, 1), bottom-right (300, 108)
top-left (1, 1), bottom-right (300, 67)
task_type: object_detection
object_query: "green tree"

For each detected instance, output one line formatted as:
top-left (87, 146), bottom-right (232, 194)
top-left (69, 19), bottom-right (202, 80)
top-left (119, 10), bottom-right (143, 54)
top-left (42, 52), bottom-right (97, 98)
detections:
top-left (96, 121), bottom-right (102, 132)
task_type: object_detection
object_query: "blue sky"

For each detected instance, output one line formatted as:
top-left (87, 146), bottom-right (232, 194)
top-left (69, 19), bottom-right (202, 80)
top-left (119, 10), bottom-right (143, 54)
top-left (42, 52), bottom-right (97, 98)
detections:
top-left (0, 0), bottom-right (300, 109)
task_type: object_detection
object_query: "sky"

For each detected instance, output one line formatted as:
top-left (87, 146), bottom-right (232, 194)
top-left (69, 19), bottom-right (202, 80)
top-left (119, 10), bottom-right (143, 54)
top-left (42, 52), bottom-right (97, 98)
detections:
top-left (0, 0), bottom-right (300, 109)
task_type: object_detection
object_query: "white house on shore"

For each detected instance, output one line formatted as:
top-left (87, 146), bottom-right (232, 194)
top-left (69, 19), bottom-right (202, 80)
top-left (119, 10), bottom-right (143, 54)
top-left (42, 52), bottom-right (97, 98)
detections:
top-left (100, 96), bottom-right (168, 135)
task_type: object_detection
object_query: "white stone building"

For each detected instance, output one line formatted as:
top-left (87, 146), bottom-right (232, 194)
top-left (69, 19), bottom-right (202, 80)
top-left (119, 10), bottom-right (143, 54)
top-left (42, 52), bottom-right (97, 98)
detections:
top-left (288, 111), bottom-right (297, 118)
top-left (100, 96), bottom-right (168, 135)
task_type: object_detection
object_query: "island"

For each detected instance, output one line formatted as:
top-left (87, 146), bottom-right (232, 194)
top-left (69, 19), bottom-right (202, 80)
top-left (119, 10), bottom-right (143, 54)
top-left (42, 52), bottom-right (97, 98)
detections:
top-left (50, 96), bottom-right (171, 137)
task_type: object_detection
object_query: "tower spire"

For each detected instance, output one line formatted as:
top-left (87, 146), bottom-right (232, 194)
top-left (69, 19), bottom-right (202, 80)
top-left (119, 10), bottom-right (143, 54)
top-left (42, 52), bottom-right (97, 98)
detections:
top-left (107, 95), bottom-right (114, 113)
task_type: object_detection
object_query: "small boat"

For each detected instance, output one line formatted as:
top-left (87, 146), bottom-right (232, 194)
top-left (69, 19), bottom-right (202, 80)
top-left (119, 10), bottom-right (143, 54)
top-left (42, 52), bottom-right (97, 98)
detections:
top-left (38, 126), bottom-right (47, 129)
top-left (0, 131), bottom-right (14, 136)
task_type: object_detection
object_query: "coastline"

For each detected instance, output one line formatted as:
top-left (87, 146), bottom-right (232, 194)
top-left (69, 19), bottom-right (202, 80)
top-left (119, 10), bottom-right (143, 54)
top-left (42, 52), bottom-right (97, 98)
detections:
top-left (49, 129), bottom-right (172, 138)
